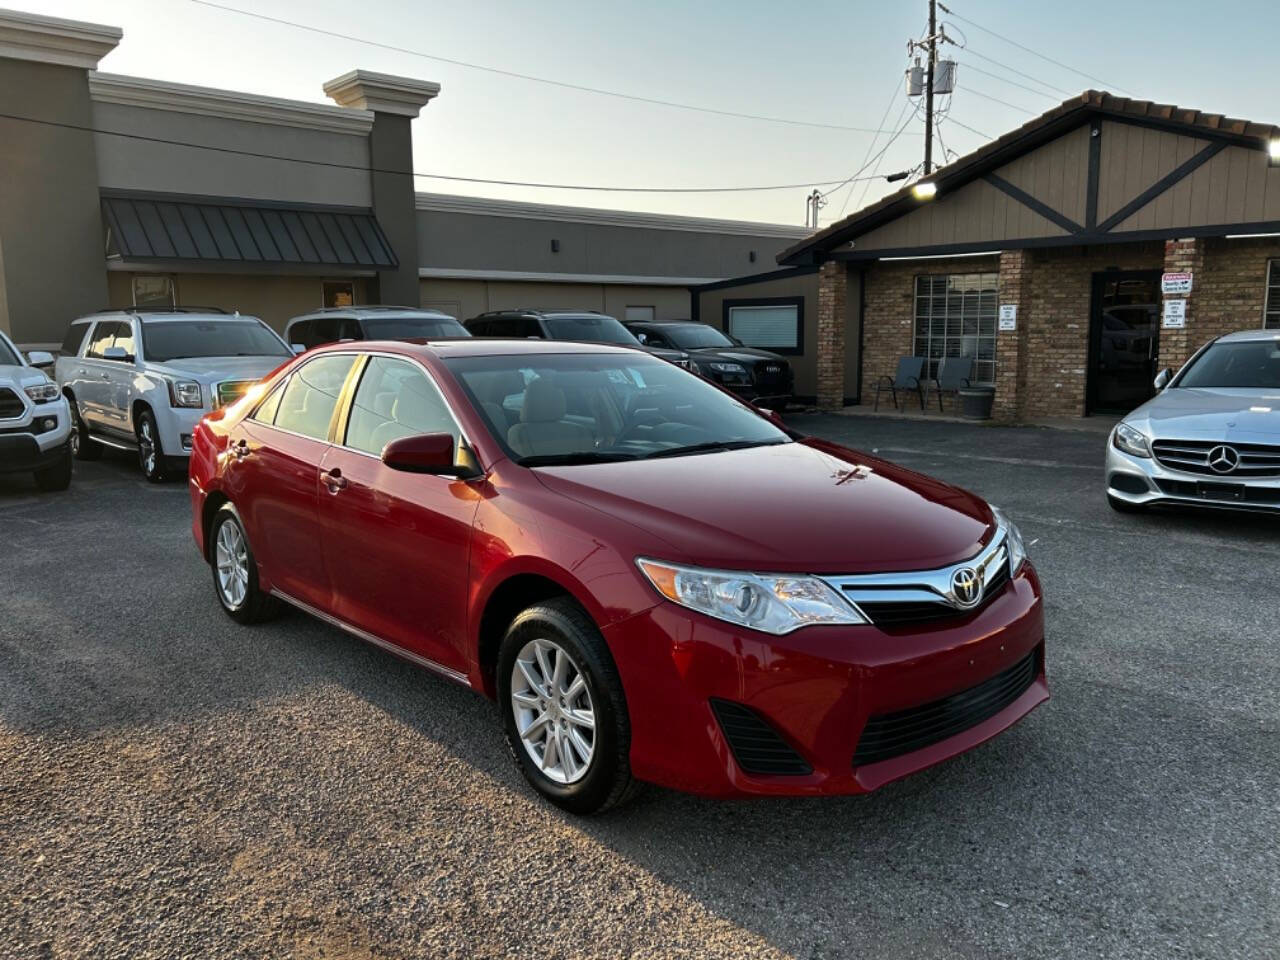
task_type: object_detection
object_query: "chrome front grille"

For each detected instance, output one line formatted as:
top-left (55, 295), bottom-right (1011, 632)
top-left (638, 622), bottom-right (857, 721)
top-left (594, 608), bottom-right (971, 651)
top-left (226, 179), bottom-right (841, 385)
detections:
top-left (821, 533), bottom-right (1012, 628)
top-left (215, 380), bottom-right (255, 409)
top-left (1152, 439), bottom-right (1280, 477)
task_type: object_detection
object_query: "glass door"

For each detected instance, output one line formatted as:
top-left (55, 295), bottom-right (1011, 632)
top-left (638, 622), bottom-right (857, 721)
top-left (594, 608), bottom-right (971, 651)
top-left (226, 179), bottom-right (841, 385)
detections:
top-left (1087, 271), bottom-right (1162, 414)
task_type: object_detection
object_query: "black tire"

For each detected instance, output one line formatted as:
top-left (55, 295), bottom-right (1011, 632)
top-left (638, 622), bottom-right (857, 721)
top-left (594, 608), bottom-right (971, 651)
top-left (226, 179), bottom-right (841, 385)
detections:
top-left (68, 398), bottom-right (102, 461)
top-left (135, 408), bottom-right (167, 483)
top-left (1108, 494), bottom-right (1146, 514)
top-left (33, 444), bottom-right (73, 492)
top-left (208, 503), bottom-right (280, 624)
top-left (497, 597), bottom-right (639, 815)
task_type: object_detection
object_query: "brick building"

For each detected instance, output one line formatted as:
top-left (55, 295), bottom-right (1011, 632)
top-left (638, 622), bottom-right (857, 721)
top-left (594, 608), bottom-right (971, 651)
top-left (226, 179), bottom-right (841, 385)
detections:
top-left (697, 92), bottom-right (1280, 418)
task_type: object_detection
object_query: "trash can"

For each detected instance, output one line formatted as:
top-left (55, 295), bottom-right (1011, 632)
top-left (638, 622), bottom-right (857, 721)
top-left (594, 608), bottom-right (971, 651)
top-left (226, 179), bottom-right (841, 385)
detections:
top-left (958, 386), bottom-right (995, 420)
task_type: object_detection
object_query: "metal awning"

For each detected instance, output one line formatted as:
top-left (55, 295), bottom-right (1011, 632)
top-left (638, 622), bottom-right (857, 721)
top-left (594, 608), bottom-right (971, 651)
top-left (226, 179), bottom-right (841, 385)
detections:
top-left (101, 190), bottom-right (397, 269)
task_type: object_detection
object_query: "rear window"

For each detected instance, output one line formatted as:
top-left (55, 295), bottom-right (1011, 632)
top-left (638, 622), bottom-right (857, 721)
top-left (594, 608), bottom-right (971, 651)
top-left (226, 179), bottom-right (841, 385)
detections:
top-left (61, 322), bottom-right (90, 357)
top-left (141, 319), bottom-right (290, 363)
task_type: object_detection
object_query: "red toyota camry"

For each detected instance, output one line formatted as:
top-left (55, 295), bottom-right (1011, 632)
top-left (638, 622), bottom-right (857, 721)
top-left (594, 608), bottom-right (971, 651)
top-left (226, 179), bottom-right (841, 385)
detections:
top-left (189, 339), bottom-right (1047, 813)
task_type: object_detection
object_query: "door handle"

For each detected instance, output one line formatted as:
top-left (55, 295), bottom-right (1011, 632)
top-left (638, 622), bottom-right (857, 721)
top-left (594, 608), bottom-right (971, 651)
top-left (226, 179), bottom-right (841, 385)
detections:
top-left (321, 467), bottom-right (348, 493)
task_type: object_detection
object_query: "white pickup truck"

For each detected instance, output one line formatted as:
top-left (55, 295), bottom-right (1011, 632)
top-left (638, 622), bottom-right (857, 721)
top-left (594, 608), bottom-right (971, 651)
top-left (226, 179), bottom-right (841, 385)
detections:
top-left (55, 308), bottom-right (293, 482)
top-left (0, 328), bottom-right (72, 490)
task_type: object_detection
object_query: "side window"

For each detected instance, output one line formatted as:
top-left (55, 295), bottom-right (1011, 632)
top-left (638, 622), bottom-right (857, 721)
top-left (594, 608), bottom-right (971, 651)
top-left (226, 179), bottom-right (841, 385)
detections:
top-left (312, 317), bottom-right (341, 346)
top-left (112, 321), bottom-right (137, 359)
top-left (288, 320), bottom-right (312, 349)
top-left (337, 318), bottom-right (362, 341)
top-left (519, 317), bottom-right (545, 338)
top-left (87, 322), bottom-right (126, 359)
top-left (60, 322), bottom-right (90, 357)
top-left (345, 356), bottom-right (458, 456)
top-left (272, 354), bottom-right (356, 440)
top-left (251, 379), bottom-right (286, 424)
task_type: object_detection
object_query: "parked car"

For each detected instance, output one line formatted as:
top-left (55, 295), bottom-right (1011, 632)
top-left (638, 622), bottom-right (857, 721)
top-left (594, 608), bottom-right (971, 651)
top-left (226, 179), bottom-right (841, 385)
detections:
top-left (286, 306), bottom-right (469, 350)
top-left (624, 319), bottom-right (794, 406)
top-left (190, 338), bottom-right (1046, 814)
top-left (56, 307), bottom-right (292, 482)
top-left (0, 329), bottom-right (72, 491)
top-left (464, 309), bottom-right (691, 368)
top-left (1107, 328), bottom-right (1280, 513)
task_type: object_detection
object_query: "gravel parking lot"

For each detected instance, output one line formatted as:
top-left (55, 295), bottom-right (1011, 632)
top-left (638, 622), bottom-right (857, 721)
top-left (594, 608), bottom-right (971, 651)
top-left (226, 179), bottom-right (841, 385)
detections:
top-left (2, 415), bottom-right (1278, 959)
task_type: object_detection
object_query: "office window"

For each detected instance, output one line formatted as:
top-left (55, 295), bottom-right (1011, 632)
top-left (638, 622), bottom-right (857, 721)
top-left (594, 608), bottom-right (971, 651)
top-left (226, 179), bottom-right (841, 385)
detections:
top-left (624, 306), bottom-right (655, 324)
top-left (725, 298), bottom-right (802, 354)
top-left (913, 273), bottom-right (999, 384)
top-left (133, 275), bottom-right (174, 306)
top-left (323, 280), bottom-right (355, 308)
top-left (1266, 260), bottom-right (1280, 330)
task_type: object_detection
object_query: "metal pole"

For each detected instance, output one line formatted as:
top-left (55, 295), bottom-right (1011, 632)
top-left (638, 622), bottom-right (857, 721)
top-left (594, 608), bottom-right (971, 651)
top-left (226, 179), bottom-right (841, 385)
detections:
top-left (924, 0), bottom-right (936, 174)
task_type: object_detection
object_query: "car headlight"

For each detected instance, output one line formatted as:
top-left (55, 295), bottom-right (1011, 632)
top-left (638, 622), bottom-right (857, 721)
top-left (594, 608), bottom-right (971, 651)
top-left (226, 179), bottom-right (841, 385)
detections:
top-left (707, 362), bottom-right (747, 375)
top-left (991, 506), bottom-right (1027, 575)
top-left (168, 379), bottom-right (204, 408)
top-left (1113, 422), bottom-right (1151, 458)
top-left (23, 382), bottom-right (59, 403)
top-left (636, 558), bottom-right (865, 634)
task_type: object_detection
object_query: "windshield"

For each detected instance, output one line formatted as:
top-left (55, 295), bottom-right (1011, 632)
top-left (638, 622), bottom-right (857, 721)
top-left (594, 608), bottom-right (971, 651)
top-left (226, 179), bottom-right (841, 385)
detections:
top-left (141, 320), bottom-right (291, 363)
top-left (662, 324), bottom-right (737, 350)
top-left (543, 315), bottom-right (639, 345)
top-left (1178, 340), bottom-right (1280, 389)
top-left (444, 352), bottom-right (789, 465)
top-left (0, 335), bottom-right (19, 366)
top-left (362, 316), bottom-right (470, 340)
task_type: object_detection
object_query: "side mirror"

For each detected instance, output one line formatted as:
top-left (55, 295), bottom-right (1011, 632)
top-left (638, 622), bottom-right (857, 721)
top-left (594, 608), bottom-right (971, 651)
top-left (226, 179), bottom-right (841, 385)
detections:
top-left (103, 345), bottom-right (133, 362)
top-left (1153, 367), bottom-right (1172, 391)
top-left (635, 332), bottom-right (648, 344)
top-left (758, 405), bottom-right (785, 426)
top-left (26, 350), bottom-right (54, 368)
top-left (381, 433), bottom-right (480, 479)
top-left (290, 343), bottom-right (306, 355)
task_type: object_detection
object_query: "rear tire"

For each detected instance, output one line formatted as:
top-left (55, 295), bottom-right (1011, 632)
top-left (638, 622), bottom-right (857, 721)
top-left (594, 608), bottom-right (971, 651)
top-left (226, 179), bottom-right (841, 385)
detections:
top-left (136, 409), bottom-right (167, 483)
top-left (209, 504), bottom-right (279, 624)
top-left (33, 444), bottom-right (72, 491)
top-left (497, 597), bottom-right (639, 815)
top-left (1108, 494), bottom-right (1146, 514)
top-left (69, 399), bottom-right (102, 461)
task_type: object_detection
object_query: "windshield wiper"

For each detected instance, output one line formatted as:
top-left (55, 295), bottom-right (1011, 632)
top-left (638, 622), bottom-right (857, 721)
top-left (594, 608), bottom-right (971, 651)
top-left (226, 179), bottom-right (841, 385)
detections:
top-left (641, 439), bottom-right (787, 460)
top-left (519, 451), bottom-right (635, 467)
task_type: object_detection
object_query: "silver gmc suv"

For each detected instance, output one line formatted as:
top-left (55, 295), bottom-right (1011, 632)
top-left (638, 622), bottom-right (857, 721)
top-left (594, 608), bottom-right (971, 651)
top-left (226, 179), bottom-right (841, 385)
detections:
top-left (55, 307), bottom-right (292, 482)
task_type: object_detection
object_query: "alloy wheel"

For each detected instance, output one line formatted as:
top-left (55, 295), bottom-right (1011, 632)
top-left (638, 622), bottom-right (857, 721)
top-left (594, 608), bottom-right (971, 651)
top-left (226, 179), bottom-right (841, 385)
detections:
top-left (138, 418), bottom-right (157, 476)
top-left (510, 638), bottom-right (596, 784)
top-left (214, 520), bottom-right (249, 609)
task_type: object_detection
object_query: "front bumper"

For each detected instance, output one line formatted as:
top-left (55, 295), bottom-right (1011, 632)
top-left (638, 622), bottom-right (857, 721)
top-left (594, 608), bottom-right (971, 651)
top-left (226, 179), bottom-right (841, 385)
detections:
top-left (155, 406), bottom-right (205, 459)
top-left (1106, 436), bottom-right (1280, 512)
top-left (603, 563), bottom-right (1047, 797)
top-left (0, 399), bottom-right (71, 473)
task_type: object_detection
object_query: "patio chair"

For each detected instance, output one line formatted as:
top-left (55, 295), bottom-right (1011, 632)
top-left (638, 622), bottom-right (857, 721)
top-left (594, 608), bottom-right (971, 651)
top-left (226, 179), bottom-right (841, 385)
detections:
top-left (924, 356), bottom-right (974, 413)
top-left (873, 356), bottom-right (926, 412)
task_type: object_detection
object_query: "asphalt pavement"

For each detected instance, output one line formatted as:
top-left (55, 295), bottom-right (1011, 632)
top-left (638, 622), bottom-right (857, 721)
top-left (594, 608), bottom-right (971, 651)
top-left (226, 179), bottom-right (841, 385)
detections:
top-left (1, 415), bottom-right (1277, 959)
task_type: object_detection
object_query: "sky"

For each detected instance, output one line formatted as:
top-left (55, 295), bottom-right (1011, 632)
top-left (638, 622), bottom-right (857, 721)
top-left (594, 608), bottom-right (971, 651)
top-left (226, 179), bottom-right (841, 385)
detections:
top-left (32, 0), bottom-right (1280, 227)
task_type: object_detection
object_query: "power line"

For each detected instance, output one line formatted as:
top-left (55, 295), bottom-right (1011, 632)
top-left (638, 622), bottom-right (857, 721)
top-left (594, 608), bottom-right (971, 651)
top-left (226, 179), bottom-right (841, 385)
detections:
top-left (0, 111), bottom-right (864, 193)
top-left (957, 46), bottom-right (1074, 97)
top-left (957, 84), bottom-right (1037, 115)
top-left (954, 61), bottom-right (1060, 100)
top-left (820, 110), bottom-right (919, 201)
top-left (832, 81), bottom-right (906, 219)
top-left (185, 0), bottom-right (921, 137)
top-left (939, 4), bottom-right (1131, 94)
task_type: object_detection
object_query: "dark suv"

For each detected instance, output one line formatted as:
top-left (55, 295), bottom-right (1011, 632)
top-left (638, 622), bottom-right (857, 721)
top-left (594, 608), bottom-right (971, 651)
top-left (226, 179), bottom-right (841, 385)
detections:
top-left (465, 310), bottom-right (690, 368)
top-left (287, 306), bottom-right (469, 350)
top-left (625, 320), bottom-right (794, 407)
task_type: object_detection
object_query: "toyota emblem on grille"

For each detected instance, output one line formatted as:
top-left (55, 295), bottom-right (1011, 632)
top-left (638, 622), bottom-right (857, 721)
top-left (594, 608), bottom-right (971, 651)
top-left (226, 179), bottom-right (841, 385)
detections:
top-left (950, 567), bottom-right (982, 608)
top-left (1207, 444), bottom-right (1240, 474)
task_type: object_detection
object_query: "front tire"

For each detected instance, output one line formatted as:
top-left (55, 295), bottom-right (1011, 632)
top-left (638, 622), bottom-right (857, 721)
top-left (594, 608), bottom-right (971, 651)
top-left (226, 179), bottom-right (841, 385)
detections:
top-left (209, 504), bottom-right (279, 624)
top-left (497, 598), bottom-right (638, 814)
top-left (69, 399), bottom-right (102, 461)
top-left (136, 409), bottom-right (167, 483)
top-left (33, 444), bottom-right (73, 492)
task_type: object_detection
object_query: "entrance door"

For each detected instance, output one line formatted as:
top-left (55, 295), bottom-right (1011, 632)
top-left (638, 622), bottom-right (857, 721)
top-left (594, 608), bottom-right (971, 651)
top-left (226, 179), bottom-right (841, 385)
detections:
top-left (1087, 271), bottom-right (1162, 415)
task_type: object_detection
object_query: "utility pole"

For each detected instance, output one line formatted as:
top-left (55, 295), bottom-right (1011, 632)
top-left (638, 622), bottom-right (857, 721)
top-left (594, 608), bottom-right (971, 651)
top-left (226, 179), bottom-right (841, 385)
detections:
top-left (924, 0), bottom-right (936, 175)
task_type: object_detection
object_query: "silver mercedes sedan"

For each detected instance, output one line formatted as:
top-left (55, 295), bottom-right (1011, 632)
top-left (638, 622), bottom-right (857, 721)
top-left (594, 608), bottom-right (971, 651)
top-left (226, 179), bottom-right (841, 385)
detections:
top-left (1106, 329), bottom-right (1280, 513)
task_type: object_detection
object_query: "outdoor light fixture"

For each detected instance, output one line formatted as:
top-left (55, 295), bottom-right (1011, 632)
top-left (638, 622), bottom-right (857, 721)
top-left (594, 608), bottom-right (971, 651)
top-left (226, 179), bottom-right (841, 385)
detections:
top-left (1270, 139), bottom-right (1280, 165)
top-left (912, 181), bottom-right (938, 200)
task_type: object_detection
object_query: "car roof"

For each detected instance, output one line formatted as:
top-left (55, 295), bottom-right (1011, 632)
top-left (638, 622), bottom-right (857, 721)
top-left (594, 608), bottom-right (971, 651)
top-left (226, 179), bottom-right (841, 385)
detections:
top-left (289, 306), bottom-right (457, 321)
top-left (304, 337), bottom-right (645, 359)
top-left (1216, 329), bottom-right (1280, 344)
top-left (82, 309), bottom-right (261, 323)
top-left (471, 309), bottom-right (610, 319)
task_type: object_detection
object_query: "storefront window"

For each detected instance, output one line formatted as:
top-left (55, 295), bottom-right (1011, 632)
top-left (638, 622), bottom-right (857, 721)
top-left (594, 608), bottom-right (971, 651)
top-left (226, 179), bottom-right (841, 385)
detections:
top-left (133, 275), bottom-right (174, 306)
top-left (1265, 261), bottom-right (1280, 330)
top-left (913, 273), bottom-right (998, 383)
top-left (323, 280), bottom-right (355, 308)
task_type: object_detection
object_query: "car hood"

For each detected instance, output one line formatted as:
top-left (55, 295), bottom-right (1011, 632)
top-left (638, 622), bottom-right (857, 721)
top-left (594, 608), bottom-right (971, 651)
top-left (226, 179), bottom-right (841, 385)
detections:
top-left (145, 355), bottom-right (288, 384)
top-left (532, 438), bottom-right (994, 574)
top-left (1127, 388), bottom-right (1280, 442)
top-left (0, 363), bottom-right (48, 389)
top-left (688, 347), bottom-right (788, 365)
